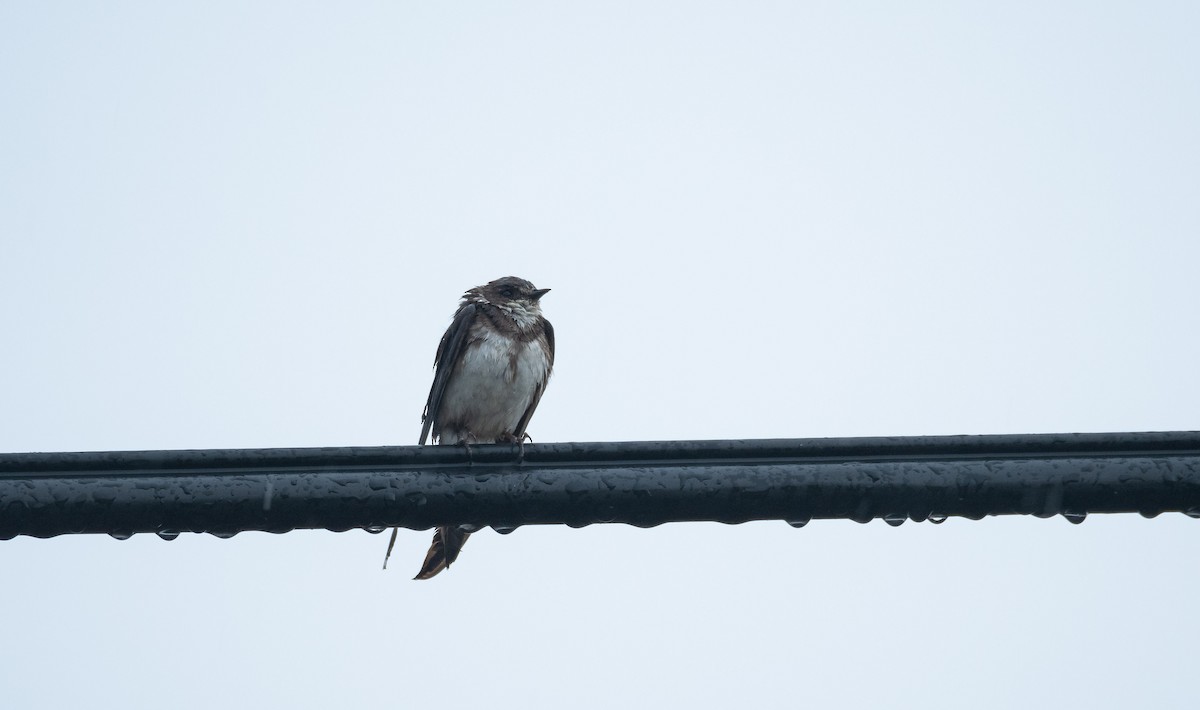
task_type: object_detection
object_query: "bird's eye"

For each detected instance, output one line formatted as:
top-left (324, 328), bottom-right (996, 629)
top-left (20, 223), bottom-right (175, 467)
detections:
top-left (500, 287), bottom-right (515, 298)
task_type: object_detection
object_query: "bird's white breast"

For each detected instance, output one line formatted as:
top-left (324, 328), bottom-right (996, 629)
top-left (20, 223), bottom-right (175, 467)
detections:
top-left (437, 325), bottom-right (551, 443)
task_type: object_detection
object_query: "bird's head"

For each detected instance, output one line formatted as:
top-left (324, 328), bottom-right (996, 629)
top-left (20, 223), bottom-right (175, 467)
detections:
top-left (468, 276), bottom-right (550, 326)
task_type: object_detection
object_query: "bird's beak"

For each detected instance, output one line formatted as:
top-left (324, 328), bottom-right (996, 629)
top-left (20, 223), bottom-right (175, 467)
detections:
top-left (531, 288), bottom-right (550, 301)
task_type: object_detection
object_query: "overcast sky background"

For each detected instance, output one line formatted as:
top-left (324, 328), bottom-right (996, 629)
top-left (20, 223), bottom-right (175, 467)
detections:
top-left (2, 3), bottom-right (1198, 708)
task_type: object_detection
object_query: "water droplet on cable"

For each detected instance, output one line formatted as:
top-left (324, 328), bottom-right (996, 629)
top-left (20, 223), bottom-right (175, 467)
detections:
top-left (850, 500), bottom-right (873, 524)
top-left (156, 530), bottom-right (180, 541)
top-left (108, 531), bottom-right (133, 541)
top-left (928, 514), bottom-right (948, 524)
top-left (883, 514), bottom-right (906, 527)
top-left (785, 517), bottom-right (811, 529)
top-left (1063, 511), bottom-right (1087, 524)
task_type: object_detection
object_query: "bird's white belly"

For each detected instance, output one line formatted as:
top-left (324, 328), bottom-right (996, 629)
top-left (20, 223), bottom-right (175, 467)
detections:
top-left (437, 329), bottom-right (549, 443)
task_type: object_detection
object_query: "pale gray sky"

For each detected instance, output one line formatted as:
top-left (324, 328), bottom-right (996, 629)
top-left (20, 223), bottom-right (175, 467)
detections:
top-left (2, 3), bottom-right (1198, 708)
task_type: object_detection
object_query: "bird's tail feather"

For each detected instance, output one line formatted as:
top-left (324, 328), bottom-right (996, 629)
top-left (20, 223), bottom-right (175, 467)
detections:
top-left (413, 526), bottom-right (471, 580)
top-left (382, 527), bottom-right (400, 570)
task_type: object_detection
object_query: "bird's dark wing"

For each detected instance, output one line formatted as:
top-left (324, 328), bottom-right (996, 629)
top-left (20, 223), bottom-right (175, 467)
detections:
top-left (419, 303), bottom-right (477, 445)
top-left (513, 319), bottom-right (555, 439)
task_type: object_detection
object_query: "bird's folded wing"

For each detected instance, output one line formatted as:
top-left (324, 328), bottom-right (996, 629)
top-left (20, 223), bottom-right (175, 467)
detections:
top-left (419, 303), bottom-right (478, 445)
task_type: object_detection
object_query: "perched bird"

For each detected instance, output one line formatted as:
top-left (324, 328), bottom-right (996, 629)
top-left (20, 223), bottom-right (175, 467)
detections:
top-left (384, 276), bottom-right (555, 580)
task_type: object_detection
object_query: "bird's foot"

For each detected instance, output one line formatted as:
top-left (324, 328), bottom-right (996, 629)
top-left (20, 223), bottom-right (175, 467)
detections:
top-left (496, 432), bottom-right (529, 463)
top-left (456, 431), bottom-right (475, 465)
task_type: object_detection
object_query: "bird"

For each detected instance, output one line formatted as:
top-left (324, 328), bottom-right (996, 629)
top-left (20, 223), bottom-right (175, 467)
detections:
top-left (383, 276), bottom-right (555, 580)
